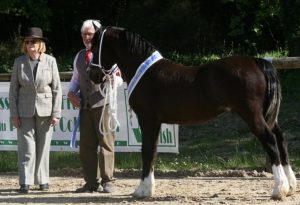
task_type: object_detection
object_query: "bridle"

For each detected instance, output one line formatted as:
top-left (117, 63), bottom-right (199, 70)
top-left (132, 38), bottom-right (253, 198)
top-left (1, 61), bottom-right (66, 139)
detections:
top-left (89, 27), bottom-right (120, 136)
top-left (90, 28), bottom-right (118, 75)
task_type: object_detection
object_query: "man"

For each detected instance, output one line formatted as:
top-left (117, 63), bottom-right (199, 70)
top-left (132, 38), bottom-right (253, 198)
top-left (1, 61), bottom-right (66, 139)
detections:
top-left (68, 19), bottom-right (115, 193)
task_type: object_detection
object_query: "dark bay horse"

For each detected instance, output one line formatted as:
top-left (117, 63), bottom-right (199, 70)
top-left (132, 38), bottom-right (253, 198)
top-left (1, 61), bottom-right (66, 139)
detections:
top-left (89, 26), bottom-right (297, 200)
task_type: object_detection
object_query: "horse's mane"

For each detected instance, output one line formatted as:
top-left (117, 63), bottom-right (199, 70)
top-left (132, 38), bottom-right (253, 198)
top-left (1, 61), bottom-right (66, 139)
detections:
top-left (124, 29), bottom-right (157, 58)
top-left (102, 26), bottom-right (157, 58)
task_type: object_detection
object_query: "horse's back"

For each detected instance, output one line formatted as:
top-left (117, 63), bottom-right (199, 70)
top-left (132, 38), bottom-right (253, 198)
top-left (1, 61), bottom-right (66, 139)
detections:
top-left (195, 55), bottom-right (267, 108)
top-left (158, 55), bottom-right (266, 103)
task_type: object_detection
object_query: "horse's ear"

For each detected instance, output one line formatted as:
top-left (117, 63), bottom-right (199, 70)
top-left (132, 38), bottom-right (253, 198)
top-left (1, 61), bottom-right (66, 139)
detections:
top-left (92, 21), bottom-right (101, 32)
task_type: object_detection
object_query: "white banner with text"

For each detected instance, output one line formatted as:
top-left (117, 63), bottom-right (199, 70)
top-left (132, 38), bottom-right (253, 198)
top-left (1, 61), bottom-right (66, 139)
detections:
top-left (0, 82), bottom-right (178, 153)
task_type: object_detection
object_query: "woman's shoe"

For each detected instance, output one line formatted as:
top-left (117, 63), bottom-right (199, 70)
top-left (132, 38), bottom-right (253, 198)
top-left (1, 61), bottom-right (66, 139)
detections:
top-left (19, 184), bottom-right (29, 193)
top-left (39, 183), bottom-right (49, 191)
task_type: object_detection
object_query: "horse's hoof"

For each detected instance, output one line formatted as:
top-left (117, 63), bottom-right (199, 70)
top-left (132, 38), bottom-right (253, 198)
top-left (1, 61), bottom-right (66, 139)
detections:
top-left (132, 189), bottom-right (151, 199)
top-left (287, 174), bottom-right (297, 196)
top-left (287, 184), bottom-right (297, 196)
top-left (133, 172), bottom-right (155, 198)
top-left (132, 193), bottom-right (147, 199)
top-left (272, 182), bottom-right (289, 200)
top-left (271, 194), bottom-right (286, 201)
top-left (286, 175), bottom-right (297, 196)
top-left (283, 165), bottom-right (297, 196)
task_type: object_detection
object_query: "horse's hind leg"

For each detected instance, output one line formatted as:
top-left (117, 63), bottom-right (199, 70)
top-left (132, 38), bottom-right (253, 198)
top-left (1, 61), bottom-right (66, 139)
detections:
top-left (133, 116), bottom-right (161, 198)
top-left (239, 111), bottom-right (289, 200)
top-left (259, 126), bottom-right (289, 200)
top-left (272, 123), bottom-right (297, 196)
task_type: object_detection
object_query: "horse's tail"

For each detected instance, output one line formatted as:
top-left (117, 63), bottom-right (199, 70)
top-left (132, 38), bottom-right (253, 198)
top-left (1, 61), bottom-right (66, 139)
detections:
top-left (255, 58), bottom-right (282, 128)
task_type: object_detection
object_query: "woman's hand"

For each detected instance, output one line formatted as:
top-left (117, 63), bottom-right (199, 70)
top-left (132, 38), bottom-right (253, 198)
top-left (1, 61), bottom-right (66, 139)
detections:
top-left (12, 117), bottom-right (21, 128)
top-left (49, 117), bottom-right (60, 127)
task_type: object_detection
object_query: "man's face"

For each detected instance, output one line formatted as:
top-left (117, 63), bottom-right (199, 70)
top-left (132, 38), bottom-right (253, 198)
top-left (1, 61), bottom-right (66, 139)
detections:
top-left (81, 27), bottom-right (95, 49)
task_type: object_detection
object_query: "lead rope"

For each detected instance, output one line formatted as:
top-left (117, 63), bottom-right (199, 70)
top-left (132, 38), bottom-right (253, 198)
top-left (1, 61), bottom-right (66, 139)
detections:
top-left (98, 70), bottom-right (120, 135)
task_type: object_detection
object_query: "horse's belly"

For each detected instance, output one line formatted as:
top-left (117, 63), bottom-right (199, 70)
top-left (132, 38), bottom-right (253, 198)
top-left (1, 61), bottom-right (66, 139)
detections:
top-left (159, 105), bottom-right (226, 125)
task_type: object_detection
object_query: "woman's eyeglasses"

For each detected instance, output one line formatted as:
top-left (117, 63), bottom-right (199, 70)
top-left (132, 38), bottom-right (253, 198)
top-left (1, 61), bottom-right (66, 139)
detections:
top-left (25, 40), bottom-right (39, 44)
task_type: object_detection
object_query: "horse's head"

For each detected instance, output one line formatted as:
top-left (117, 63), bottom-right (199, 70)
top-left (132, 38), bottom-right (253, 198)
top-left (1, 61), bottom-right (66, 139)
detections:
top-left (88, 26), bottom-right (123, 84)
top-left (88, 26), bottom-right (158, 84)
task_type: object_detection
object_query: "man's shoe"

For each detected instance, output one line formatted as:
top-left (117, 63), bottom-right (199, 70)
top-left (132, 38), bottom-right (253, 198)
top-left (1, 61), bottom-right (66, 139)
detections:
top-left (102, 182), bottom-right (115, 193)
top-left (19, 184), bottom-right (29, 193)
top-left (75, 183), bottom-right (98, 193)
top-left (39, 183), bottom-right (49, 191)
top-left (95, 185), bottom-right (103, 192)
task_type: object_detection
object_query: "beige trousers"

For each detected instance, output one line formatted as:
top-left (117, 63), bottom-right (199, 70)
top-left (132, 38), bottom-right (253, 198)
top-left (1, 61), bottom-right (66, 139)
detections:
top-left (17, 114), bottom-right (53, 185)
top-left (79, 106), bottom-right (115, 186)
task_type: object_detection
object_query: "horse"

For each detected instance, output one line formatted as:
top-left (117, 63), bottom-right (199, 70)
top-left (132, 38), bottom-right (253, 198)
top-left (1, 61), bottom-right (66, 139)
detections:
top-left (88, 26), bottom-right (297, 200)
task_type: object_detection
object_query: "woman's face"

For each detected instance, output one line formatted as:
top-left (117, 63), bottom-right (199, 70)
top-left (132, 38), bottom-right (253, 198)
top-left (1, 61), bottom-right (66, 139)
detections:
top-left (24, 38), bottom-right (40, 53)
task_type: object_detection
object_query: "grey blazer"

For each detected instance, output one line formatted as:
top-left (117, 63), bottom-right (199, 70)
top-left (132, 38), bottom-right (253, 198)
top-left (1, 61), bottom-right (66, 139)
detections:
top-left (9, 53), bottom-right (62, 118)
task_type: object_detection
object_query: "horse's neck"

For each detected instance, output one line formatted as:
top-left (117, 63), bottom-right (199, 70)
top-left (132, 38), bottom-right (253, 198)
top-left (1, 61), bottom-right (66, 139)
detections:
top-left (118, 55), bottom-right (146, 84)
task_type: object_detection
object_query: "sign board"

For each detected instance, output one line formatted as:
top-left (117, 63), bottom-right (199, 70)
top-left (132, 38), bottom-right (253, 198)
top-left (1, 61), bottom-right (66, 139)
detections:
top-left (0, 82), bottom-right (178, 153)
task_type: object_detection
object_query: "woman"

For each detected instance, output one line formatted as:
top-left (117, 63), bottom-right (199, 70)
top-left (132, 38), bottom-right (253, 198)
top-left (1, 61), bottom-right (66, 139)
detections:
top-left (9, 27), bottom-right (62, 193)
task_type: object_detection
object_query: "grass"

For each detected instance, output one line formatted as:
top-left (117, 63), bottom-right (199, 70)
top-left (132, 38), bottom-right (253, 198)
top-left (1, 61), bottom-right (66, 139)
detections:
top-left (0, 151), bottom-right (18, 172)
top-left (1, 55), bottom-right (299, 174)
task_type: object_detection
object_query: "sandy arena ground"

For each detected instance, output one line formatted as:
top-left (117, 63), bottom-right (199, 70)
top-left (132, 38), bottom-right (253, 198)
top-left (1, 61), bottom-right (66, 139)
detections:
top-left (0, 170), bottom-right (299, 205)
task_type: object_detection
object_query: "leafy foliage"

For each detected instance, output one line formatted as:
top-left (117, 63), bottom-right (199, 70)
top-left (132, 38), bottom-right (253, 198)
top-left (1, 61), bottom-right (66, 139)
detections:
top-left (224, 0), bottom-right (283, 53)
top-left (0, 0), bottom-right (300, 72)
top-left (0, 35), bottom-right (23, 73)
top-left (0, 0), bottom-right (51, 28)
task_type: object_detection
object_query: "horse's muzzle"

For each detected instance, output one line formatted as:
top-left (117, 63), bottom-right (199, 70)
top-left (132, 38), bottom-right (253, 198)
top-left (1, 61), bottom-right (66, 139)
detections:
top-left (87, 65), bottom-right (104, 84)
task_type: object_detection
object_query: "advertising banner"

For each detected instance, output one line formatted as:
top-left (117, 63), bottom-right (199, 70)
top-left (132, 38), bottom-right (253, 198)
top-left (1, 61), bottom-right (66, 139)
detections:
top-left (0, 82), bottom-right (178, 153)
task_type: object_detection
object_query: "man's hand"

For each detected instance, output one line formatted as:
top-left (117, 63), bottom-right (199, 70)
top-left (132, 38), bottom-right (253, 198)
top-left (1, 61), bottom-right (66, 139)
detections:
top-left (67, 91), bottom-right (81, 108)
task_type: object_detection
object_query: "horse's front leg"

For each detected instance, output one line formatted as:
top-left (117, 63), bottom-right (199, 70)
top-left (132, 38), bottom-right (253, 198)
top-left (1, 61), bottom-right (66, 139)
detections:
top-left (132, 117), bottom-right (161, 198)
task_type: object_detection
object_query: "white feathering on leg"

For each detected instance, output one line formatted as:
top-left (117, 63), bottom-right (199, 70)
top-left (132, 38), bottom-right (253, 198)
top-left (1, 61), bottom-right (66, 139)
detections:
top-left (283, 165), bottom-right (297, 196)
top-left (272, 165), bottom-right (289, 200)
top-left (133, 170), bottom-right (155, 198)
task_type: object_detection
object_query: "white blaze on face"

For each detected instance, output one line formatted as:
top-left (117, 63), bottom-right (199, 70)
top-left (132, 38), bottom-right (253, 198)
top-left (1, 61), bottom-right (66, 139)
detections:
top-left (133, 170), bottom-right (155, 198)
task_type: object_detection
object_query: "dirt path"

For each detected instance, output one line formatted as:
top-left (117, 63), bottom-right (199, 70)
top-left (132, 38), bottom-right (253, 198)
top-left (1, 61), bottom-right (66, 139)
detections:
top-left (0, 173), bottom-right (299, 205)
